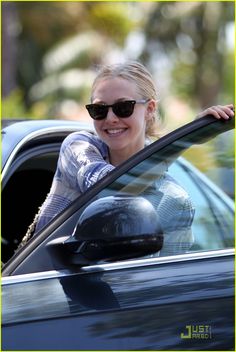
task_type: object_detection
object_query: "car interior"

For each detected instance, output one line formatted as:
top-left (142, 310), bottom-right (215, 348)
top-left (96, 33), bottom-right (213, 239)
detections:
top-left (2, 152), bottom-right (58, 263)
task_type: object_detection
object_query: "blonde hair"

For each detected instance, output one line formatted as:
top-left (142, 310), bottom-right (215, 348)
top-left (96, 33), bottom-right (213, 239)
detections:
top-left (91, 61), bottom-right (160, 138)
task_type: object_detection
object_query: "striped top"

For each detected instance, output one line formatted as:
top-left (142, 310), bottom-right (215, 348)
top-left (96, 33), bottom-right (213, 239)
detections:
top-left (35, 131), bottom-right (114, 232)
top-left (34, 130), bottom-right (195, 255)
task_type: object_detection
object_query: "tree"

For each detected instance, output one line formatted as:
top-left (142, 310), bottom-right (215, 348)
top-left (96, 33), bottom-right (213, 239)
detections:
top-left (6, 1), bottom-right (136, 110)
top-left (2, 2), bottom-right (19, 97)
top-left (140, 1), bottom-right (234, 108)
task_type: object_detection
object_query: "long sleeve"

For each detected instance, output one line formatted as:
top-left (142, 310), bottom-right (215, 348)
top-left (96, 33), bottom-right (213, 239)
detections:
top-left (58, 131), bottom-right (114, 192)
top-left (35, 131), bottom-right (114, 232)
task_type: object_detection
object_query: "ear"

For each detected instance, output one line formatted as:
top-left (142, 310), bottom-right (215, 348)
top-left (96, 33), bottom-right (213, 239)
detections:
top-left (145, 99), bottom-right (157, 121)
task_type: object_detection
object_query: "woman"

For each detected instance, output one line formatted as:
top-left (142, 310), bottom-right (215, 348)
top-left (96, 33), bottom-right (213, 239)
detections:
top-left (21, 61), bottom-right (234, 254)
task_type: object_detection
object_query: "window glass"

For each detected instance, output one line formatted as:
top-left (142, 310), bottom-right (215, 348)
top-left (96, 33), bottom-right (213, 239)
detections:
top-left (168, 159), bottom-right (234, 251)
top-left (94, 127), bottom-right (234, 256)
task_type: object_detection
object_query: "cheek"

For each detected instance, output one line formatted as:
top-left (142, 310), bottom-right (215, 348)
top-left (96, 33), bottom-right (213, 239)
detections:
top-left (136, 110), bottom-right (149, 127)
top-left (128, 117), bottom-right (146, 136)
top-left (93, 121), bottom-right (102, 133)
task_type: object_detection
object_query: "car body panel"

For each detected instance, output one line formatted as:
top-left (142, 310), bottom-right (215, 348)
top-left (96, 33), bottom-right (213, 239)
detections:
top-left (2, 250), bottom-right (234, 350)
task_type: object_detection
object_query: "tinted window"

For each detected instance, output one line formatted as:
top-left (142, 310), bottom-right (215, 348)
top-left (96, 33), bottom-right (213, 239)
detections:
top-left (94, 128), bottom-right (234, 255)
top-left (168, 158), bottom-right (234, 251)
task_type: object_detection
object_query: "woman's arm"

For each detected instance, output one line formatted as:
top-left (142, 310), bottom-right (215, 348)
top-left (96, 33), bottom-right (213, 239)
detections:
top-left (58, 131), bottom-right (114, 193)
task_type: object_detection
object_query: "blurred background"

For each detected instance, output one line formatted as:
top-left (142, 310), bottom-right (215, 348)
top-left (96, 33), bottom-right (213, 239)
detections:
top-left (1, 1), bottom-right (235, 197)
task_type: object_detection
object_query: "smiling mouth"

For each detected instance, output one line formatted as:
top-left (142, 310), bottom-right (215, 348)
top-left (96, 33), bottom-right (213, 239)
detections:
top-left (105, 128), bottom-right (127, 135)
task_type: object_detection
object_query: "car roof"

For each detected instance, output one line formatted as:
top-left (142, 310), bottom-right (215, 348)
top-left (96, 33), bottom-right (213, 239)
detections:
top-left (2, 118), bottom-right (93, 136)
top-left (2, 119), bottom-right (94, 169)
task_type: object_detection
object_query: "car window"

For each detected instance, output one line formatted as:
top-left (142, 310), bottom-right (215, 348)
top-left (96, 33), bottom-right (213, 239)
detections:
top-left (94, 128), bottom-right (234, 255)
top-left (168, 157), bottom-right (234, 251)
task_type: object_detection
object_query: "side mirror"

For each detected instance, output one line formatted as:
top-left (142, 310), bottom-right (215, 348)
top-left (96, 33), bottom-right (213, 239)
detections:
top-left (47, 196), bottom-right (163, 267)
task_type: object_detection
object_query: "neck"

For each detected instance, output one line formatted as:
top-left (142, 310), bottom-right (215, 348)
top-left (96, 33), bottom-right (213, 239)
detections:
top-left (109, 145), bottom-right (144, 166)
top-left (109, 153), bottom-right (127, 166)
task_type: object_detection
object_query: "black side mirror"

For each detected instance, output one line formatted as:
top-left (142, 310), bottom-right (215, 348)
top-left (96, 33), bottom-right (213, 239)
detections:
top-left (47, 196), bottom-right (163, 267)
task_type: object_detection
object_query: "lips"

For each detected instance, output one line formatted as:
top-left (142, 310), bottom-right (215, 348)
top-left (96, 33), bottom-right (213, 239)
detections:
top-left (105, 128), bottom-right (127, 135)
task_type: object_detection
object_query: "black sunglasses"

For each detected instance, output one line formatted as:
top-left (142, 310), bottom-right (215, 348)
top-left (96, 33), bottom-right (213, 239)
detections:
top-left (85, 99), bottom-right (149, 120)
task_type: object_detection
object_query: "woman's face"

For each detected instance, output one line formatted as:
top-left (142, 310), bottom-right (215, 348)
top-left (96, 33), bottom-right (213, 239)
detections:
top-left (91, 77), bottom-right (155, 164)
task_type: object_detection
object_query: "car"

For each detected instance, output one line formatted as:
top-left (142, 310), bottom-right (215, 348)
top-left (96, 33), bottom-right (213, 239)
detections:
top-left (1, 116), bottom-right (234, 350)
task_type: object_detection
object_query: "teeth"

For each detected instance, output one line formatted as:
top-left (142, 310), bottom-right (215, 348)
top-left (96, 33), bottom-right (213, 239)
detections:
top-left (107, 129), bottom-right (124, 134)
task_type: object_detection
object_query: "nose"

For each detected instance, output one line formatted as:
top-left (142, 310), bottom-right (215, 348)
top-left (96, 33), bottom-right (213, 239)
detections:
top-left (106, 107), bottom-right (119, 122)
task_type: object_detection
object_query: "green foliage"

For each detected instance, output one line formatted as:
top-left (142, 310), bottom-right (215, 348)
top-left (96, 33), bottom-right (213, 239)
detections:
top-left (88, 3), bottom-right (136, 46)
top-left (2, 89), bottom-right (49, 120)
top-left (171, 47), bottom-right (234, 105)
top-left (171, 62), bottom-right (195, 100)
top-left (213, 131), bottom-right (235, 168)
top-left (140, 1), bottom-right (234, 108)
top-left (16, 2), bottom-right (88, 51)
top-left (3, 1), bottom-right (234, 121)
top-left (2, 90), bottom-right (31, 119)
top-left (183, 135), bottom-right (234, 172)
top-left (221, 50), bottom-right (235, 103)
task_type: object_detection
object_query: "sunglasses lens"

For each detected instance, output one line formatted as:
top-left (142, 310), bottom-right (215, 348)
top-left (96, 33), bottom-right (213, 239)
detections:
top-left (113, 101), bottom-right (135, 117)
top-left (86, 100), bottom-right (136, 120)
top-left (86, 105), bottom-right (108, 120)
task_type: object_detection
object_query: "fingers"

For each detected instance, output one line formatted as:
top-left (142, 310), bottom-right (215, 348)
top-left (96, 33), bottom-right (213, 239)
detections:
top-left (197, 104), bottom-right (235, 120)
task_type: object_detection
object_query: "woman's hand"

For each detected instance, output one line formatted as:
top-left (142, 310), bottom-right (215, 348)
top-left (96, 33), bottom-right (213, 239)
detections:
top-left (196, 104), bottom-right (234, 120)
